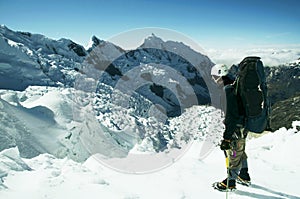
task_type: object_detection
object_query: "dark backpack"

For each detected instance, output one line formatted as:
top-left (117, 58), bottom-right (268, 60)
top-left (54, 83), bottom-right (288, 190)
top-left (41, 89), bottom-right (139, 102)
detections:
top-left (234, 56), bottom-right (271, 133)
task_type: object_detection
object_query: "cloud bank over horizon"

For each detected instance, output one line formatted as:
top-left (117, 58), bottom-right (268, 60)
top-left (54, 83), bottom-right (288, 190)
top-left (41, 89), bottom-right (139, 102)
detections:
top-left (205, 46), bottom-right (300, 66)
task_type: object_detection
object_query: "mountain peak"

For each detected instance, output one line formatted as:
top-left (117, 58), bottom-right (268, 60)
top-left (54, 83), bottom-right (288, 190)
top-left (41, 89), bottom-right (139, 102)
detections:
top-left (91, 35), bottom-right (104, 45)
top-left (86, 35), bottom-right (106, 51)
top-left (0, 24), bottom-right (12, 35)
top-left (146, 33), bottom-right (164, 42)
top-left (140, 33), bottom-right (164, 49)
top-left (0, 24), bottom-right (7, 29)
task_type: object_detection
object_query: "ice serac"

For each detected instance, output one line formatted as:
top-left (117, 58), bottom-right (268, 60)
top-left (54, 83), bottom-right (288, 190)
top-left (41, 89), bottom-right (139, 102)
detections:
top-left (0, 95), bottom-right (66, 159)
top-left (0, 85), bottom-right (129, 163)
top-left (0, 25), bottom-right (86, 90)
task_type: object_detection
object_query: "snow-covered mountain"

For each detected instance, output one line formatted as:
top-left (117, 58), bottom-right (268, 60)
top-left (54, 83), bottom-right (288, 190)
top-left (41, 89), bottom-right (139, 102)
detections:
top-left (0, 25), bottom-right (85, 90)
top-left (0, 25), bottom-right (216, 161)
top-left (0, 25), bottom-right (126, 90)
top-left (77, 32), bottom-right (217, 159)
top-left (1, 25), bottom-right (300, 198)
top-left (84, 33), bottom-right (213, 116)
top-left (0, 25), bottom-right (214, 110)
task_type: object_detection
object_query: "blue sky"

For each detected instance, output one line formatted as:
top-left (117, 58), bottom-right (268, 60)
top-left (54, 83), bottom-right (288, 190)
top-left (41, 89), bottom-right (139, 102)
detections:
top-left (1, 0), bottom-right (299, 49)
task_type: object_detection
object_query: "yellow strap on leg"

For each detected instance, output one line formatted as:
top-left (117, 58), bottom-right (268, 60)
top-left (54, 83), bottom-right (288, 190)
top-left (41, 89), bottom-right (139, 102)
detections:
top-left (226, 156), bottom-right (229, 168)
top-left (225, 150), bottom-right (230, 168)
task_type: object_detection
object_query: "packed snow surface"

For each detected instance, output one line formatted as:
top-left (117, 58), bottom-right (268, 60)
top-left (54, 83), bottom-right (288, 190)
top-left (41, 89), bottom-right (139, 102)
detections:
top-left (0, 87), bottom-right (300, 198)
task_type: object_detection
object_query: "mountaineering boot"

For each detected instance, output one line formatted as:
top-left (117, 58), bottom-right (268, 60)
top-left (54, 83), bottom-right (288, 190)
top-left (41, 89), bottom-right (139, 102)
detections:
top-left (237, 168), bottom-right (251, 186)
top-left (213, 178), bottom-right (236, 192)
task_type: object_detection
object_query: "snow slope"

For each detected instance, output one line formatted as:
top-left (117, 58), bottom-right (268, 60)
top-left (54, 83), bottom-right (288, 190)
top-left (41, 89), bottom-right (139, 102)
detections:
top-left (0, 85), bottom-right (299, 198)
top-left (0, 86), bottom-right (90, 161)
top-left (0, 114), bottom-right (299, 199)
top-left (0, 85), bottom-right (221, 173)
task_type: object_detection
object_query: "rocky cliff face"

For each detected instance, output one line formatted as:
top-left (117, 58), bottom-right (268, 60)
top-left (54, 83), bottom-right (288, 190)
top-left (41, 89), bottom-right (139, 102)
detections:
top-left (266, 59), bottom-right (300, 130)
top-left (270, 94), bottom-right (300, 130)
top-left (266, 60), bottom-right (300, 104)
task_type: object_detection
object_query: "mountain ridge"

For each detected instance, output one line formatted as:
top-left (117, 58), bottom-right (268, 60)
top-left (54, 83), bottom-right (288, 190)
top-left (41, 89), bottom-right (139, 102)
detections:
top-left (0, 25), bottom-right (216, 160)
top-left (0, 24), bottom-right (299, 158)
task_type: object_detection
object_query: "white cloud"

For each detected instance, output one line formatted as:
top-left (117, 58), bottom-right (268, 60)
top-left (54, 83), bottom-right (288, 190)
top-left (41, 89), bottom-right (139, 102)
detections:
top-left (204, 45), bottom-right (300, 66)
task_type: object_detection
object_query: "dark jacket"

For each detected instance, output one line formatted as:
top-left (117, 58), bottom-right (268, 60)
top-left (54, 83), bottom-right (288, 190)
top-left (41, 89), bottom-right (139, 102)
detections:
top-left (222, 76), bottom-right (245, 140)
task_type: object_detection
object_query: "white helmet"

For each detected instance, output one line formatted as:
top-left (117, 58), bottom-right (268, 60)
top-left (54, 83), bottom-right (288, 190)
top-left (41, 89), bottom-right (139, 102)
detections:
top-left (211, 64), bottom-right (229, 77)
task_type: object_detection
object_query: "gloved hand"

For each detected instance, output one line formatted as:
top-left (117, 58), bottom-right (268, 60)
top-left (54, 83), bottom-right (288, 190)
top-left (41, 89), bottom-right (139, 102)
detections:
top-left (220, 139), bottom-right (231, 150)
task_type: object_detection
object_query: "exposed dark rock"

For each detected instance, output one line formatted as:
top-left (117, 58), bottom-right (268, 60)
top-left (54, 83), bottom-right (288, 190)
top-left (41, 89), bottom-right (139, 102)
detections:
top-left (68, 42), bottom-right (86, 57)
top-left (270, 93), bottom-right (300, 130)
top-left (266, 65), bottom-right (300, 105)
